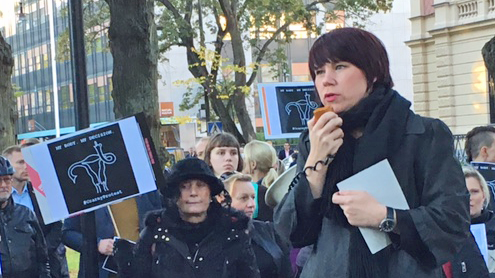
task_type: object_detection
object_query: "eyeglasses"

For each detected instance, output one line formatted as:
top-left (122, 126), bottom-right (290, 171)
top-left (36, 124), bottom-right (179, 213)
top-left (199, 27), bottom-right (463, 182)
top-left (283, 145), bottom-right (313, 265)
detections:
top-left (220, 171), bottom-right (237, 181)
top-left (0, 176), bottom-right (12, 185)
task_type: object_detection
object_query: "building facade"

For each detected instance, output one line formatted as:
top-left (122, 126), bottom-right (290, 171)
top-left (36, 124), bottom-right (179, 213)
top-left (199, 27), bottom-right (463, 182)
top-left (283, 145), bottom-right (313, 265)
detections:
top-left (0, 0), bottom-right (114, 140)
top-left (408, 0), bottom-right (495, 134)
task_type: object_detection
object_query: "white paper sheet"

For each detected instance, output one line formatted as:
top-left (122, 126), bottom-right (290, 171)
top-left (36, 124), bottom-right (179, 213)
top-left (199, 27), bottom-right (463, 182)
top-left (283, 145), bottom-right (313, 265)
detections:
top-left (337, 159), bottom-right (409, 254)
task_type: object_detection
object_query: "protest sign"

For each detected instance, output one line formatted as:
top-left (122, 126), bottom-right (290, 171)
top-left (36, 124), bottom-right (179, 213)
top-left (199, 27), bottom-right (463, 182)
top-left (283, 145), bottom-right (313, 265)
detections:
top-left (22, 113), bottom-right (164, 224)
top-left (470, 162), bottom-right (495, 250)
top-left (258, 82), bottom-right (317, 139)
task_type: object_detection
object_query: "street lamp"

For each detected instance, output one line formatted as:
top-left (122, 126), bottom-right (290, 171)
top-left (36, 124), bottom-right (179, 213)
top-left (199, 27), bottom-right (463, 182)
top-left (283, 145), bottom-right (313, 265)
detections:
top-left (18, 1), bottom-right (26, 21)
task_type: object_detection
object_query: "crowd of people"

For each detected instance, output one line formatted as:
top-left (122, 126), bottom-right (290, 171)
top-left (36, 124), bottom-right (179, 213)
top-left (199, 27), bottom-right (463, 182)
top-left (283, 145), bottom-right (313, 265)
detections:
top-left (0, 27), bottom-right (494, 278)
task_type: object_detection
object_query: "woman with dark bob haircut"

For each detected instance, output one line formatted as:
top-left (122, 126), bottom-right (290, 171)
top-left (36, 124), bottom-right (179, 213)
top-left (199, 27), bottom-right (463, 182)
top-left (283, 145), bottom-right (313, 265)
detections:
top-left (274, 27), bottom-right (470, 277)
top-left (204, 132), bottom-right (244, 177)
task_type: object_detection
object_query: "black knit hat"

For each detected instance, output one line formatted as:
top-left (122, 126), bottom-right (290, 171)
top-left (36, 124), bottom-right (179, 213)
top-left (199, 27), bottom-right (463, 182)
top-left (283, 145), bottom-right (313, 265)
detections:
top-left (162, 158), bottom-right (224, 198)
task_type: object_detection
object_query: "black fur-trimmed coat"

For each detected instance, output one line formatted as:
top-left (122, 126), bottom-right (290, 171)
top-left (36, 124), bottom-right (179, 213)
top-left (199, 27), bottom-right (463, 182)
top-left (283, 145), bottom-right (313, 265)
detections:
top-left (115, 202), bottom-right (260, 278)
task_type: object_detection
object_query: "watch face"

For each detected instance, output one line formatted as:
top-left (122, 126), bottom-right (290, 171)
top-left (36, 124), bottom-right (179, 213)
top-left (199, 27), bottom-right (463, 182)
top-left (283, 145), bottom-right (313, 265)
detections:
top-left (380, 219), bottom-right (395, 232)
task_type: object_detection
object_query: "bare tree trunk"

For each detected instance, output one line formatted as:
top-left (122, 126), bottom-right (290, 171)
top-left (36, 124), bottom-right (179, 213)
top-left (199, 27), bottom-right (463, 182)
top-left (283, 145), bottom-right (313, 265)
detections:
top-left (104, 0), bottom-right (167, 164)
top-left (0, 32), bottom-right (16, 151)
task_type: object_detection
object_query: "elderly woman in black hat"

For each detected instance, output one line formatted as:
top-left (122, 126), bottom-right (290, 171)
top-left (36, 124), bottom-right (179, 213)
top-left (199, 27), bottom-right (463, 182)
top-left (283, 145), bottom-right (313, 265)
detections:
top-left (115, 158), bottom-right (260, 278)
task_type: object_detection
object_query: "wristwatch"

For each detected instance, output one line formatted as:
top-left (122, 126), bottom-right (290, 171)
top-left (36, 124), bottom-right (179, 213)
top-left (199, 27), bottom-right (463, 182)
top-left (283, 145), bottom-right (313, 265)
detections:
top-left (379, 206), bottom-right (396, 233)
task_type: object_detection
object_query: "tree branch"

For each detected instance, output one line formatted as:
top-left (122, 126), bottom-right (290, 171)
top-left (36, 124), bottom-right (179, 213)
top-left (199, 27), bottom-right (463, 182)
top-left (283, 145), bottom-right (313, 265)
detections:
top-left (211, 6), bottom-right (227, 84)
top-left (159, 0), bottom-right (209, 77)
top-left (158, 0), bottom-right (191, 33)
top-left (184, 0), bottom-right (193, 24)
top-left (213, 5), bottom-right (224, 32)
top-left (218, 0), bottom-right (233, 28)
top-left (245, 0), bottom-right (331, 86)
top-left (246, 21), bottom-right (291, 86)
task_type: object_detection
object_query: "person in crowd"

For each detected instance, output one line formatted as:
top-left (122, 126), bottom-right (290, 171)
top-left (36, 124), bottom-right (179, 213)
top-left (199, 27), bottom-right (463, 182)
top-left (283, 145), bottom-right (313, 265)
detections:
top-left (445, 166), bottom-right (491, 278)
top-left (63, 191), bottom-right (162, 278)
top-left (3, 145), bottom-right (69, 278)
top-left (274, 27), bottom-right (470, 277)
top-left (195, 136), bottom-right (210, 160)
top-left (204, 132), bottom-right (243, 177)
top-left (465, 125), bottom-right (495, 272)
top-left (290, 152), bottom-right (298, 168)
top-left (240, 144), bottom-right (246, 159)
top-left (243, 140), bottom-right (277, 222)
top-left (221, 172), bottom-right (292, 278)
top-left (115, 158), bottom-right (260, 278)
top-left (21, 137), bottom-right (41, 147)
top-left (278, 142), bottom-right (294, 160)
top-left (465, 126), bottom-right (495, 163)
top-left (0, 156), bottom-right (50, 278)
top-left (277, 159), bottom-right (287, 176)
top-left (186, 147), bottom-right (197, 158)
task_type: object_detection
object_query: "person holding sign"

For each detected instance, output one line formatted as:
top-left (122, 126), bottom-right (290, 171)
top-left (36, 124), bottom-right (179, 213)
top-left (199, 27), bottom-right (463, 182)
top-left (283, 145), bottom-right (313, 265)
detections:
top-left (465, 125), bottom-right (495, 273)
top-left (0, 156), bottom-right (50, 278)
top-left (115, 158), bottom-right (260, 278)
top-left (274, 27), bottom-right (470, 278)
top-left (445, 166), bottom-right (491, 278)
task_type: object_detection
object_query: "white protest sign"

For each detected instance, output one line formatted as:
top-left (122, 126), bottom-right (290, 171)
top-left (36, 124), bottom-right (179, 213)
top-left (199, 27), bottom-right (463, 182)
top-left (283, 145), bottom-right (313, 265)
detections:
top-left (22, 113), bottom-right (163, 224)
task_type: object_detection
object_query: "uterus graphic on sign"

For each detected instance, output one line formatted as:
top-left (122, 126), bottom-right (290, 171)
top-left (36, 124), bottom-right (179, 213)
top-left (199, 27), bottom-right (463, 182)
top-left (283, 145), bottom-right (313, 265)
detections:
top-left (48, 123), bottom-right (139, 214)
top-left (68, 141), bottom-right (117, 194)
top-left (276, 85), bottom-right (317, 133)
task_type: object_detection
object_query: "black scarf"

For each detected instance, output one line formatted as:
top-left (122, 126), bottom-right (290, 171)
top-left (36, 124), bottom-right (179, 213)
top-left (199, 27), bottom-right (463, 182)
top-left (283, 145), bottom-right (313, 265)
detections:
top-left (318, 85), bottom-right (411, 277)
top-left (163, 201), bottom-right (221, 254)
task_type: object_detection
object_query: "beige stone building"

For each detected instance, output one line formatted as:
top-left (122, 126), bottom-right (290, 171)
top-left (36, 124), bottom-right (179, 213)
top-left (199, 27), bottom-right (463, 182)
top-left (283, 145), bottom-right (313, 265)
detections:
top-left (407, 0), bottom-right (495, 134)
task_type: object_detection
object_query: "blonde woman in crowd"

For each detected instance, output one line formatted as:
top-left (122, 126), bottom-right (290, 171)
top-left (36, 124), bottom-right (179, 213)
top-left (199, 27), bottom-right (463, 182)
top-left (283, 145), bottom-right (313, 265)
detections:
top-left (222, 173), bottom-right (292, 278)
top-left (444, 166), bottom-right (491, 278)
top-left (243, 140), bottom-right (279, 221)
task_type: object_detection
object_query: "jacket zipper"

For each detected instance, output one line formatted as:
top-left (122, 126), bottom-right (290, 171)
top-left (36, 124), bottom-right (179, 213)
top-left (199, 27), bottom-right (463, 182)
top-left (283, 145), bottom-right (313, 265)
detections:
top-left (193, 248), bottom-right (199, 263)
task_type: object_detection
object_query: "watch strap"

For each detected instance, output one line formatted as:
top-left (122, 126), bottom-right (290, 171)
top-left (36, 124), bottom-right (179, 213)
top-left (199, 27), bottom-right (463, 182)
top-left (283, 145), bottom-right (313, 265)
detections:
top-left (386, 206), bottom-right (394, 220)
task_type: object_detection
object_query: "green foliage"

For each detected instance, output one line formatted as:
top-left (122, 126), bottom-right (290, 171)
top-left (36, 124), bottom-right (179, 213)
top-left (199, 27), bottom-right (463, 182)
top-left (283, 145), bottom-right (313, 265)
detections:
top-left (55, 0), bottom-right (392, 139)
top-left (56, 0), bottom-right (110, 61)
top-left (178, 85), bottom-right (204, 111)
top-left (12, 83), bottom-right (24, 98)
top-left (158, 0), bottom-right (393, 112)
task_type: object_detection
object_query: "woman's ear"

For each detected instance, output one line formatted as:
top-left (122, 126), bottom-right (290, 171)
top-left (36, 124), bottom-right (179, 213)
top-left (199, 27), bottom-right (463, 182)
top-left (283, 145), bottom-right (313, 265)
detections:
top-left (250, 161), bottom-right (257, 171)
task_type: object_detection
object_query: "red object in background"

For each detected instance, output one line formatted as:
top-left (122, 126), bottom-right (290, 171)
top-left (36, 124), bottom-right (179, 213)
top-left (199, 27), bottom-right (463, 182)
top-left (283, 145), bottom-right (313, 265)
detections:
top-left (442, 261), bottom-right (453, 278)
top-left (26, 162), bottom-right (46, 197)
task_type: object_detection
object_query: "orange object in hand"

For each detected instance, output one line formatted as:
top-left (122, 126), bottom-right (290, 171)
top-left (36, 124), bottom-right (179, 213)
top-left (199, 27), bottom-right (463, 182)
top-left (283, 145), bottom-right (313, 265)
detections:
top-left (313, 106), bottom-right (334, 123)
